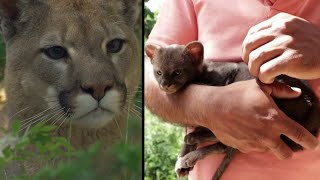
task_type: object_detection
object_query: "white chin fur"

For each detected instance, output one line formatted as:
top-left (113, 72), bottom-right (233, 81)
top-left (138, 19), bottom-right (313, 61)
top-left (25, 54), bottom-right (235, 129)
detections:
top-left (71, 110), bottom-right (115, 128)
top-left (45, 87), bottom-right (122, 129)
top-left (72, 89), bottom-right (122, 128)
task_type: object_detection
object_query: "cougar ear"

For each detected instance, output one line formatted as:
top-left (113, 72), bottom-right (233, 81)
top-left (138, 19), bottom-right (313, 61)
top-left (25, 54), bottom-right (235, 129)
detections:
top-left (122, 0), bottom-right (141, 27)
top-left (0, 0), bottom-right (18, 19)
top-left (184, 41), bottom-right (204, 65)
top-left (145, 44), bottom-right (159, 64)
top-left (0, 0), bottom-right (19, 40)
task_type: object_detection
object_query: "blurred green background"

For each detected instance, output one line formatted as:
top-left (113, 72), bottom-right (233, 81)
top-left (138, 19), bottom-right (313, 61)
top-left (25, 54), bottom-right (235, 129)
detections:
top-left (144, 1), bottom-right (186, 179)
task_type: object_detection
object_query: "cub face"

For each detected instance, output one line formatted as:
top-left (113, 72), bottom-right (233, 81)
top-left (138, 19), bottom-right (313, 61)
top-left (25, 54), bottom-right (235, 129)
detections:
top-left (0, 0), bottom-right (141, 128)
top-left (145, 42), bottom-right (203, 94)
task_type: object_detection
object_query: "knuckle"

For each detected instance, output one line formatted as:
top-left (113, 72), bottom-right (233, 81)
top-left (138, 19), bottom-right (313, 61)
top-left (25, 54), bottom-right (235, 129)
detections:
top-left (269, 141), bottom-right (282, 150)
top-left (238, 147), bottom-right (250, 153)
top-left (275, 12), bottom-right (287, 18)
top-left (255, 133), bottom-right (267, 142)
top-left (242, 37), bottom-right (249, 47)
top-left (247, 26), bottom-right (256, 35)
top-left (249, 50), bottom-right (260, 61)
top-left (294, 128), bottom-right (305, 142)
top-left (283, 35), bottom-right (294, 44)
top-left (258, 72), bottom-right (270, 84)
top-left (243, 38), bottom-right (253, 51)
top-left (236, 140), bottom-right (252, 153)
top-left (259, 63), bottom-right (272, 76)
top-left (271, 21), bottom-right (287, 33)
top-left (245, 34), bottom-right (260, 48)
top-left (258, 148), bottom-right (269, 153)
top-left (248, 50), bottom-right (261, 65)
top-left (281, 152), bottom-right (293, 160)
top-left (249, 140), bottom-right (268, 152)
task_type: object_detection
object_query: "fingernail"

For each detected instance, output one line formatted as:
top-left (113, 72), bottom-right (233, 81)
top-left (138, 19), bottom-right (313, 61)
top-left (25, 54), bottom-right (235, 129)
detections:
top-left (291, 87), bottom-right (301, 93)
top-left (315, 144), bottom-right (320, 150)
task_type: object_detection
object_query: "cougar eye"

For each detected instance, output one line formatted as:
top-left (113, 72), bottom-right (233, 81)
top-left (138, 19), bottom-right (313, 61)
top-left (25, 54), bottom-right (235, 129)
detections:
top-left (43, 46), bottom-right (68, 60)
top-left (174, 70), bottom-right (181, 76)
top-left (156, 71), bottom-right (162, 76)
top-left (107, 38), bottom-right (125, 53)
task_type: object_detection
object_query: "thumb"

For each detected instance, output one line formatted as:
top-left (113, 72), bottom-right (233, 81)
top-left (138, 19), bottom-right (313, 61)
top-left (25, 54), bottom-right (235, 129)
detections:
top-left (258, 80), bottom-right (301, 99)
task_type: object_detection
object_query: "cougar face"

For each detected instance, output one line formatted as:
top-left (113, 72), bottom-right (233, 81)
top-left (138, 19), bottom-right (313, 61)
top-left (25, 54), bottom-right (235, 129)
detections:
top-left (0, 0), bottom-right (141, 129)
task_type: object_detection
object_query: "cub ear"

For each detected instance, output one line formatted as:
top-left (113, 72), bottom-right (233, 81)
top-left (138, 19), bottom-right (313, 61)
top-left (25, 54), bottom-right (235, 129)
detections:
top-left (184, 41), bottom-right (204, 65)
top-left (145, 44), bottom-right (159, 63)
top-left (0, 0), bottom-right (19, 40)
top-left (122, 0), bottom-right (141, 27)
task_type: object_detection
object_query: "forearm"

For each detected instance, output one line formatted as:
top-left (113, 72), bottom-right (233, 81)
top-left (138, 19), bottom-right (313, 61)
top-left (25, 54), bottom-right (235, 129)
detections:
top-left (144, 56), bottom-right (223, 126)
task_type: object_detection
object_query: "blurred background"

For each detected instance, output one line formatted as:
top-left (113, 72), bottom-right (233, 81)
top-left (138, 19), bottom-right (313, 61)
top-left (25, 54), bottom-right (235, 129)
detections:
top-left (144, 1), bottom-right (186, 179)
top-left (0, 37), bottom-right (7, 109)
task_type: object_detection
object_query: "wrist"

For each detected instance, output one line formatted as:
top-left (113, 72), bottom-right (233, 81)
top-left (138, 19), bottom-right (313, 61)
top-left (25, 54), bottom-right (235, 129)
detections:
top-left (184, 85), bottom-right (229, 128)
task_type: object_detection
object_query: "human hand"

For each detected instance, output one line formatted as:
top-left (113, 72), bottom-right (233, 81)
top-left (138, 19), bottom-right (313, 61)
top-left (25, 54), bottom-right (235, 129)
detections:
top-left (242, 12), bottom-right (320, 84)
top-left (199, 79), bottom-right (319, 160)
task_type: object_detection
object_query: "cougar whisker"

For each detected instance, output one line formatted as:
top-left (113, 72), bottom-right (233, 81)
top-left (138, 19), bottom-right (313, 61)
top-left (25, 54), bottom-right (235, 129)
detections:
top-left (124, 106), bottom-right (141, 120)
top-left (20, 107), bottom-right (63, 132)
top-left (20, 107), bottom-right (63, 131)
top-left (20, 106), bottom-right (61, 129)
top-left (56, 109), bottom-right (71, 131)
top-left (51, 108), bottom-right (67, 126)
top-left (128, 105), bottom-right (142, 117)
top-left (8, 107), bottom-right (29, 121)
top-left (133, 104), bottom-right (142, 109)
top-left (114, 117), bottom-right (123, 139)
top-left (21, 104), bottom-right (60, 123)
top-left (40, 108), bottom-right (65, 126)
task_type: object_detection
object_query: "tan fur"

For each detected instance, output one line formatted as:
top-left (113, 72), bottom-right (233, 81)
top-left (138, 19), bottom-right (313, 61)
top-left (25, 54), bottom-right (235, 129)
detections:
top-left (0, 0), bottom-right (141, 175)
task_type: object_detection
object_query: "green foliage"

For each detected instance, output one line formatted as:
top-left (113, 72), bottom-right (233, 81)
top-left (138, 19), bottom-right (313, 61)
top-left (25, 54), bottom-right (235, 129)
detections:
top-left (145, 108), bottom-right (186, 180)
top-left (144, 3), bottom-right (157, 41)
top-left (18, 143), bottom-right (100, 180)
top-left (0, 120), bottom-right (75, 168)
top-left (0, 115), bottom-right (142, 180)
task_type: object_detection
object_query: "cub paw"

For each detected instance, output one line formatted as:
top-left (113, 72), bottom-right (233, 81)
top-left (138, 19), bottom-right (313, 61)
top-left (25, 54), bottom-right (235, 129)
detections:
top-left (174, 155), bottom-right (197, 177)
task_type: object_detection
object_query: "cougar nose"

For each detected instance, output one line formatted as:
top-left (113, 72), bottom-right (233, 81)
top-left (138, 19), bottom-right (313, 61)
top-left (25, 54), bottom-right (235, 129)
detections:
top-left (81, 81), bottom-right (114, 101)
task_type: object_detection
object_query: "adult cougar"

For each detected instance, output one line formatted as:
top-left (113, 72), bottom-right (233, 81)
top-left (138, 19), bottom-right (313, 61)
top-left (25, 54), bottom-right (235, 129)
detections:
top-left (0, 0), bottom-right (141, 149)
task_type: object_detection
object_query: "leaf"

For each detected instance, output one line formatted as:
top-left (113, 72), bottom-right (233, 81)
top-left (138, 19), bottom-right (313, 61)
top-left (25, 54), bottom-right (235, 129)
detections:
top-left (40, 125), bottom-right (57, 133)
top-left (15, 138), bottom-right (30, 150)
top-left (11, 120), bottom-right (21, 136)
top-left (2, 146), bottom-right (13, 158)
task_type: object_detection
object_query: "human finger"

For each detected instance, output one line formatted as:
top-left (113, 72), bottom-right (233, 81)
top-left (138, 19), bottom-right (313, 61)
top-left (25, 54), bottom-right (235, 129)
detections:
top-left (258, 54), bottom-right (289, 84)
top-left (247, 18), bottom-right (273, 35)
top-left (235, 140), bottom-right (269, 153)
top-left (258, 80), bottom-right (301, 99)
top-left (248, 45), bottom-right (284, 77)
top-left (264, 138), bottom-right (294, 160)
top-left (242, 30), bottom-right (275, 64)
top-left (279, 115), bottom-right (319, 150)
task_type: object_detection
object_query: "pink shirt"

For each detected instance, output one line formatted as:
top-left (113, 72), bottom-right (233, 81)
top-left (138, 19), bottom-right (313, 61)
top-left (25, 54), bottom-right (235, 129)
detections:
top-left (147, 0), bottom-right (320, 179)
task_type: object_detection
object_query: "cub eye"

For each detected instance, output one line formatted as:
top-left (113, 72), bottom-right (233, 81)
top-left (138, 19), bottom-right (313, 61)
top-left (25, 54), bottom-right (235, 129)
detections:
top-left (156, 71), bottom-right (162, 76)
top-left (174, 70), bottom-right (181, 76)
top-left (43, 46), bottom-right (68, 60)
top-left (107, 38), bottom-right (125, 53)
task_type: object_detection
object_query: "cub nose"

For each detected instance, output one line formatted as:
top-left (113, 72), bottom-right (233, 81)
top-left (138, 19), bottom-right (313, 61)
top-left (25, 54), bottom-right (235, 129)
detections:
top-left (160, 83), bottom-right (172, 90)
top-left (81, 81), bottom-right (114, 101)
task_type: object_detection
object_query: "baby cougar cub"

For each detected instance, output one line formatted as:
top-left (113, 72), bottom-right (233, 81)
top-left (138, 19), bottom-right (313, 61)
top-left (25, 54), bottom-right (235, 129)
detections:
top-left (145, 41), bottom-right (320, 180)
